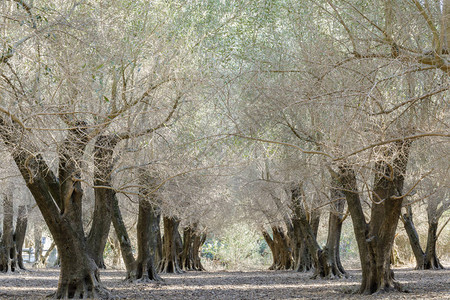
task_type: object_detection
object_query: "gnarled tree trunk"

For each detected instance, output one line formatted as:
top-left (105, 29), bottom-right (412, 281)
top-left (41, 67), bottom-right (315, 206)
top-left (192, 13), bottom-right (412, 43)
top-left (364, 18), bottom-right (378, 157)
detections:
top-left (423, 221), bottom-right (444, 269)
top-left (0, 119), bottom-right (109, 298)
top-left (110, 172), bottom-right (163, 282)
top-left (160, 216), bottom-right (183, 273)
top-left (339, 140), bottom-right (411, 294)
top-left (290, 184), bottom-right (322, 273)
top-left (262, 230), bottom-right (277, 269)
top-left (291, 183), bottom-right (344, 279)
top-left (87, 135), bottom-right (119, 269)
top-left (180, 224), bottom-right (205, 271)
top-left (134, 196), bottom-right (161, 282)
top-left (272, 226), bottom-right (293, 270)
top-left (322, 177), bottom-right (347, 278)
top-left (192, 232), bottom-right (206, 271)
top-left (263, 226), bottom-right (292, 270)
top-left (134, 172), bottom-right (162, 281)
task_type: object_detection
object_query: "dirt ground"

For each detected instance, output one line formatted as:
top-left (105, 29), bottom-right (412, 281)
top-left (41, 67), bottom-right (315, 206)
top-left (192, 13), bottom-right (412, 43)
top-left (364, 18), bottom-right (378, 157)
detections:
top-left (0, 266), bottom-right (449, 299)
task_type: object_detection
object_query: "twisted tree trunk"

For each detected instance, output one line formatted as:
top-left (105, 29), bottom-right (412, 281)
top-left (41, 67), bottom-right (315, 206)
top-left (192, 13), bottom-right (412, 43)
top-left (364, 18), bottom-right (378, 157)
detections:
top-left (272, 226), bottom-right (293, 270)
top-left (180, 224), bottom-right (205, 271)
top-left (339, 140), bottom-right (411, 294)
top-left (402, 207), bottom-right (426, 269)
top-left (0, 119), bottom-right (110, 298)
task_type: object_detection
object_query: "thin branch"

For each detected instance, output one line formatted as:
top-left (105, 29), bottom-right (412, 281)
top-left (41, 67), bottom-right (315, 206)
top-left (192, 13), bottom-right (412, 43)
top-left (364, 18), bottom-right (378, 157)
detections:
top-left (230, 134), bottom-right (333, 158)
top-left (326, 0), bottom-right (357, 53)
top-left (411, 0), bottom-right (441, 52)
top-left (116, 93), bottom-right (181, 140)
top-left (371, 86), bottom-right (449, 115)
top-left (334, 133), bottom-right (450, 161)
top-left (436, 216), bottom-right (450, 239)
top-left (391, 170), bottom-right (432, 200)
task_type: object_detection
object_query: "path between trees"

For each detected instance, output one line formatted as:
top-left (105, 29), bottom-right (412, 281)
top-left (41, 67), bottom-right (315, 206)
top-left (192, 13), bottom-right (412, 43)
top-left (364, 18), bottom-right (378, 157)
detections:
top-left (0, 267), bottom-right (448, 299)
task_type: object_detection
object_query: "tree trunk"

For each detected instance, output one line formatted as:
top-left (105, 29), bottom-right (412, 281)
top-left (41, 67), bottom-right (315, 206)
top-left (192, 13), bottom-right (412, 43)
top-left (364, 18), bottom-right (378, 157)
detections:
top-left (294, 201), bottom-right (326, 279)
top-left (262, 230), bottom-right (277, 270)
top-left (111, 192), bottom-right (137, 280)
top-left (402, 207), bottom-right (426, 269)
top-left (0, 194), bottom-right (17, 272)
top-left (15, 205), bottom-right (28, 270)
top-left (322, 178), bottom-right (347, 278)
top-left (87, 135), bottom-right (118, 269)
top-left (291, 183), bottom-right (342, 278)
top-left (41, 242), bottom-right (56, 266)
top-left (271, 226), bottom-right (292, 270)
top-left (424, 221), bottom-right (444, 269)
top-left (111, 172), bottom-right (163, 282)
top-left (192, 232), bottom-right (206, 271)
top-left (109, 235), bottom-right (121, 267)
top-left (180, 226), bottom-right (193, 270)
top-left (290, 184), bottom-right (323, 273)
top-left (33, 227), bottom-right (42, 266)
top-left (0, 119), bottom-right (110, 298)
top-left (134, 196), bottom-right (161, 282)
top-left (180, 224), bottom-right (206, 271)
top-left (339, 140), bottom-right (411, 294)
top-left (160, 216), bottom-right (182, 273)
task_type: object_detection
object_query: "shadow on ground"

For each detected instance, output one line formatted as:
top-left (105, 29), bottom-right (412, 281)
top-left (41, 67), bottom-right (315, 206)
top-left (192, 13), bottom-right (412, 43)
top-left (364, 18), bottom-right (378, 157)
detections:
top-left (0, 266), bottom-right (448, 299)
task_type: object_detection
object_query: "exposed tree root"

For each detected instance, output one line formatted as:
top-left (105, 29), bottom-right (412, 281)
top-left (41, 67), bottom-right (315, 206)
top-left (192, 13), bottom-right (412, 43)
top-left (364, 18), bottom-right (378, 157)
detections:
top-left (48, 272), bottom-right (112, 299)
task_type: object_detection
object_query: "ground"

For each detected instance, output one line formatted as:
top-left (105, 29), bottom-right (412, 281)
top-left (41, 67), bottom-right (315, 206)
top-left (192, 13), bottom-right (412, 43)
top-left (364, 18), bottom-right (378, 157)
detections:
top-left (0, 266), bottom-right (448, 299)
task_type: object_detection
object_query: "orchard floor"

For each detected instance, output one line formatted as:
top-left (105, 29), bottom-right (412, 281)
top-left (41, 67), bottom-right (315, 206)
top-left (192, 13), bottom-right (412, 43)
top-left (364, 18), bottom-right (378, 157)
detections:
top-left (0, 266), bottom-right (449, 299)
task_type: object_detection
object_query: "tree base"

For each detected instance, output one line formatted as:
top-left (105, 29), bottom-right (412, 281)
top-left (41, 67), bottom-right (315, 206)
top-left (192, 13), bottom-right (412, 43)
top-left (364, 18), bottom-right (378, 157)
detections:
top-left (358, 272), bottom-right (409, 295)
top-left (49, 272), bottom-right (111, 299)
top-left (125, 266), bottom-right (163, 283)
top-left (159, 259), bottom-right (183, 274)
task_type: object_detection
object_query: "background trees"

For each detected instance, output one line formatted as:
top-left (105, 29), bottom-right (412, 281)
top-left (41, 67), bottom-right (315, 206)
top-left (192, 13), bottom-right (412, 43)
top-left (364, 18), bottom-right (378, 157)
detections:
top-left (0, 0), bottom-right (448, 299)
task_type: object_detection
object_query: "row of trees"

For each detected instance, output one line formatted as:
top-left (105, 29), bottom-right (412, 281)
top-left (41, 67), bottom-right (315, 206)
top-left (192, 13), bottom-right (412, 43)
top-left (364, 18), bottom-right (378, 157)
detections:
top-left (0, 0), bottom-right (448, 298)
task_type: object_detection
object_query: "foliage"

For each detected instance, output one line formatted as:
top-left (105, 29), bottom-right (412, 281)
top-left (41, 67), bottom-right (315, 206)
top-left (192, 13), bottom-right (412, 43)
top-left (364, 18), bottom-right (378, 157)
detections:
top-left (201, 223), bottom-right (271, 270)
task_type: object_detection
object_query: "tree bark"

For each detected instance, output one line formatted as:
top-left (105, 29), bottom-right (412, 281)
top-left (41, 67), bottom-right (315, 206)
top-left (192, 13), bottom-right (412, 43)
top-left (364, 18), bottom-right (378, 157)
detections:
top-left (110, 172), bottom-right (163, 282)
top-left (423, 221), bottom-right (444, 269)
top-left (0, 194), bottom-right (17, 272)
top-left (192, 232), bottom-right (206, 271)
top-left (180, 226), bottom-right (194, 270)
top-left (322, 176), bottom-right (347, 278)
top-left (111, 192), bottom-right (137, 280)
top-left (87, 135), bottom-right (119, 269)
top-left (291, 183), bottom-right (344, 278)
top-left (339, 140), bottom-right (411, 294)
top-left (180, 224), bottom-right (205, 271)
top-left (272, 226), bottom-right (293, 270)
top-left (160, 216), bottom-right (183, 273)
top-left (15, 205), bottom-right (28, 270)
top-left (134, 196), bottom-right (162, 282)
top-left (262, 230), bottom-right (277, 270)
top-left (402, 207), bottom-right (426, 269)
top-left (40, 242), bottom-right (56, 266)
top-left (33, 227), bottom-right (42, 267)
top-left (0, 119), bottom-right (109, 298)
